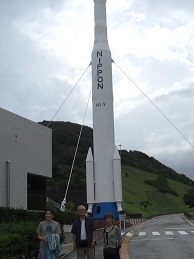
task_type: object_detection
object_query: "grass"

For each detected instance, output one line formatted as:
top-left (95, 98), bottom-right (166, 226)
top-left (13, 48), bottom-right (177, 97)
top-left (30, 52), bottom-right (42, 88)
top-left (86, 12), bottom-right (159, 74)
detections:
top-left (121, 166), bottom-right (193, 218)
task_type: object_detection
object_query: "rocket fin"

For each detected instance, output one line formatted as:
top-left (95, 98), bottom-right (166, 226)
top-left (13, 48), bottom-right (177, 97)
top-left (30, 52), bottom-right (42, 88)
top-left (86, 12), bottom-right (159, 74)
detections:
top-left (86, 148), bottom-right (95, 212)
top-left (113, 146), bottom-right (123, 211)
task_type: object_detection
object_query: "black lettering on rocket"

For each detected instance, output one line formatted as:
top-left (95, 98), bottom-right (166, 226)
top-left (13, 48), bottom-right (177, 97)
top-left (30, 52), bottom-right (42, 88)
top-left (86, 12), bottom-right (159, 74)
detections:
top-left (96, 102), bottom-right (106, 107)
top-left (97, 51), bottom-right (103, 90)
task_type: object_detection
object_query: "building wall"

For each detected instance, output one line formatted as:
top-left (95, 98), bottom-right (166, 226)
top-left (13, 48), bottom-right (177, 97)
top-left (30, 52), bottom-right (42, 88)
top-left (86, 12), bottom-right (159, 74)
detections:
top-left (0, 108), bottom-right (52, 209)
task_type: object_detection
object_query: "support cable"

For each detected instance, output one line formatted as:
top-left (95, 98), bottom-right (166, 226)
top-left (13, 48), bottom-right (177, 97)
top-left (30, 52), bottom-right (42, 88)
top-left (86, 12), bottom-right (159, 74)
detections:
top-left (60, 86), bottom-right (92, 211)
top-left (60, 62), bottom-right (94, 211)
top-left (47, 63), bottom-right (91, 127)
top-left (113, 61), bottom-right (194, 149)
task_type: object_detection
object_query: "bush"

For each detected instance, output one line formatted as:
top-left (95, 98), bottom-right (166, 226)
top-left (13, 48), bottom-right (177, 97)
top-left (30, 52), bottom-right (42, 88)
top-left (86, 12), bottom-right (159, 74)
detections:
top-left (0, 221), bottom-right (39, 259)
top-left (145, 176), bottom-right (178, 196)
top-left (125, 212), bottom-right (142, 218)
top-left (0, 207), bottom-right (77, 224)
top-left (0, 207), bottom-right (43, 223)
top-left (0, 207), bottom-right (77, 258)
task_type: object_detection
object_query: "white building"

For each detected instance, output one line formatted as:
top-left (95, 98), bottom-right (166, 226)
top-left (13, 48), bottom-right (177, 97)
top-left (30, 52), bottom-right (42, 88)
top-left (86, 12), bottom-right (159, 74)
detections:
top-left (0, 108), bottom-right (52, 210)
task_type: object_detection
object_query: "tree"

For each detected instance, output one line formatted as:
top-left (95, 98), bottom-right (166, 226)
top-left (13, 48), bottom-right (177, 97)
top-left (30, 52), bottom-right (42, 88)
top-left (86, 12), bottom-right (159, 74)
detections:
top-left (66, 201), bottom-right (75, 211)
top-left (183, 189), bottom-right (194, 208)
top-left (140, 200), bottom-right (152, 211)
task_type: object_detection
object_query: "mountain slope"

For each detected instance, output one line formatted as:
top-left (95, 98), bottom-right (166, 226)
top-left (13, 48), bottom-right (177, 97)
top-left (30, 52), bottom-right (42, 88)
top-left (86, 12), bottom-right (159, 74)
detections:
top-left (39, 121), bottom-right (193, 216)
top-left (122, 166), bottom-right (192, 217)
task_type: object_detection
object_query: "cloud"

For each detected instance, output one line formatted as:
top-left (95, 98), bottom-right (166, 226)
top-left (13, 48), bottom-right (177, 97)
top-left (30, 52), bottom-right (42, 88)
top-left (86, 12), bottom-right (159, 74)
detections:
top-left (0, 0), bottom-right (194, 180)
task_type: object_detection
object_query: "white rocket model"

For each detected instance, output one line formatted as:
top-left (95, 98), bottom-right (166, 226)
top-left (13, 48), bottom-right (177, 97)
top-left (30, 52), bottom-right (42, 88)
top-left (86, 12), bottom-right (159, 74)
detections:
top-left (86, 0), bottom-right (122, 219)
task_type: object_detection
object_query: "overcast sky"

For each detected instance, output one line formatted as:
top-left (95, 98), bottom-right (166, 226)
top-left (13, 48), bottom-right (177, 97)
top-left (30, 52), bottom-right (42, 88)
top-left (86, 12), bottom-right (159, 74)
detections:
top-left (1, 0), bottom-right (194, 180)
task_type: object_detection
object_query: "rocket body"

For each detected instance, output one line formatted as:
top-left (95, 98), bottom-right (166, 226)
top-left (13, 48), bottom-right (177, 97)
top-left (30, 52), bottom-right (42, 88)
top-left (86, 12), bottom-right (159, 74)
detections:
top-left (86, 0), bottom-right (122, 219)
top-left (92, 0), bottom-right (114, 204)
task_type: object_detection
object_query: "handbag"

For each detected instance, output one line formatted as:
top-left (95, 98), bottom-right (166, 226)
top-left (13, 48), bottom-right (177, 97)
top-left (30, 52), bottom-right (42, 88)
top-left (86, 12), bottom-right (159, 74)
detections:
top-left (104, 247), bottom-right (119, 255)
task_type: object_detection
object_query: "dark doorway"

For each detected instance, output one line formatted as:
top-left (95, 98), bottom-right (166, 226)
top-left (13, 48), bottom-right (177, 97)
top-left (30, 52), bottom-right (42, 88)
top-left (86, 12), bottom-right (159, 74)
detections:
top-left (27, 173), bottom-right (46, 210)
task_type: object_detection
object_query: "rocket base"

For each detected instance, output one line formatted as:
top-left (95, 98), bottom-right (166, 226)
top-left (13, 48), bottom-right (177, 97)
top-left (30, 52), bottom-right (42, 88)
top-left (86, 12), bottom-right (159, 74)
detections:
top-left (93, 202), bottom-right (119, 219)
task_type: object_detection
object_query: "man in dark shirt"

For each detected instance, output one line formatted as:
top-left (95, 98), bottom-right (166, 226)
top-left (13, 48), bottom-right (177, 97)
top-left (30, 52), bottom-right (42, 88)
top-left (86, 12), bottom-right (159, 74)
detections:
top-left (71, 205), bottom-right (96, 259)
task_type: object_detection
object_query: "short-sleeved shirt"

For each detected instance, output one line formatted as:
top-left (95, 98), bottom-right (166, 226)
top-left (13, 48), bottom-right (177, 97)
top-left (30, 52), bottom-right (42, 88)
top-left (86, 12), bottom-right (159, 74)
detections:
top-left (37, 220), bottom-right (61, 248)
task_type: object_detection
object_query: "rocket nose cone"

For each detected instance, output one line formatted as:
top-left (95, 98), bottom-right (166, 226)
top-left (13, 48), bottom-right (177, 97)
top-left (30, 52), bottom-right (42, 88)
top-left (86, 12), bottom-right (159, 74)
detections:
top-left (86, 147), bottom-right (94, 162)
top-left (113, 146), bottom-right (121, 160)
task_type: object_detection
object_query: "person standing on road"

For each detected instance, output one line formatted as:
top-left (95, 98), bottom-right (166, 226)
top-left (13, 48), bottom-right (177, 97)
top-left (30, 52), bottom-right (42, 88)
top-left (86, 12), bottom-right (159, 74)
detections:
top-left (37, 209), bottom-right (61, 259)
top-left (103, 213), bottom-right (122, 259)
top-left (71, 205), bottom-right (96, 259)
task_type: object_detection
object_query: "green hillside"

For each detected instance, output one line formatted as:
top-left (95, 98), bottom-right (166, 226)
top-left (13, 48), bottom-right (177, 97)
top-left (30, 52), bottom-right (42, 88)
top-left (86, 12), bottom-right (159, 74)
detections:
top-left (122, 166), bottom-right (193, 217)
top-left (39, 121), bottom-right (194, 217)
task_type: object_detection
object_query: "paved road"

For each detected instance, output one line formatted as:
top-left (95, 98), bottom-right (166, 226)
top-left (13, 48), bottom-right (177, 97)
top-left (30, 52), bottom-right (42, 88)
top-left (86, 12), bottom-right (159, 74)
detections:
top-left (127, 214), bottom-right (194, 259)
top-left (62, 227), bottom-right (134, 259)
top-left (61, 215), bottom-right (194, 258)
top-left (62, 241), bottom-right (104, 259)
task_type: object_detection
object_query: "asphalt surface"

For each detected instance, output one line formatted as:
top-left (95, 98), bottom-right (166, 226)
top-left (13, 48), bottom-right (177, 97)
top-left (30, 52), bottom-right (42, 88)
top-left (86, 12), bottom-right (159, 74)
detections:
top-left (60, 217), bottom-right (194, 259)
top-left (60, 225), bottom-right (136, 259)
top-left (127, 214), bottom-right (194, 259)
